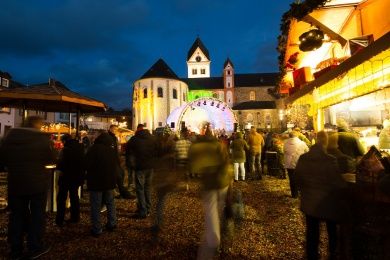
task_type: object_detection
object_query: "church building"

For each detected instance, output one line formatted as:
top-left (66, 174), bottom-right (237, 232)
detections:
top-left (132, 37), bottom-right (281, 132)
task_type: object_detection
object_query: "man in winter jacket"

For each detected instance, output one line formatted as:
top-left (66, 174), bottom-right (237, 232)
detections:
top-left (247, 126), bottom-right (265, 179)
top-left (337, 119), bottom-right (365, 159)
top-left (85, 132), bottom-right (118, 236)
top-left (283, 131), bottom-right (308, 198)
top-left (188, 123), bottom-right (233, 259)
top-left (55, 134), bottom-right (85, 226)
top-left (126, 127), bottom-right (157, 218)
top-left (296, 131), bottom-right (348, 260)
top-left (0, 116), bottom-right (56, 259)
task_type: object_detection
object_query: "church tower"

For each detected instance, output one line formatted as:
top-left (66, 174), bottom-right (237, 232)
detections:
top-left (187, 37), bottom-right (211, 78)
top-left (223, 58), bottom-right (234, 107)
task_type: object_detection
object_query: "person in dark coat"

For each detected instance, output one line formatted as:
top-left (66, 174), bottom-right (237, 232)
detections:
top-left (85, 132), bottom-right (117, 236)
top-left (0, 116), bottom-right (56, 259)
top-left (126, 126), bottom-right (157, 218)
top-left (230, 132), bottom-right (249, 181)
top-left (55, 134), bottom-right (85, 226)
top-left (296, 131), bottom-right (348, 260)
top-left (336, 119), bottom-right (365, 159)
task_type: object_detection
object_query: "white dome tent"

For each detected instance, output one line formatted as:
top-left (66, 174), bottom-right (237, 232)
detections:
top-left (166, 97), bottom-right (237, 133)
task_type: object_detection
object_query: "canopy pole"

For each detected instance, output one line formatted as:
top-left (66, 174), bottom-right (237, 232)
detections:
top-left (75, 108), bottom-right (80, 140)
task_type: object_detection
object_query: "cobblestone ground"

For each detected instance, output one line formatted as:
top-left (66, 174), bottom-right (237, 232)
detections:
top-left (0, 175), bottom-right (332, 259)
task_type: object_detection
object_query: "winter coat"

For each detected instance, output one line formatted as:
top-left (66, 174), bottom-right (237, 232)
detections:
top-left (247, 129), bottom-right (264, 155)
top-left (327, 147), bottom-right (356, 173)
top-left (126, 129), bottom-right (157, 171)
top-left (0, 128), bottom-right (56, 196)
top-left (283, 137), bottom-right (308, 169)
top-left (85, 133), bottom-right (117, 191)
top-left (56, 139), bottom-right (85, 186)
top-left (337, 130), bottom-right (365, 158)
top-left (230, 133), bottom-right (249, 163)
top-left (189, 135), bottom-right (233, 190)
top-left (296, 144), bottom-right (348, 222)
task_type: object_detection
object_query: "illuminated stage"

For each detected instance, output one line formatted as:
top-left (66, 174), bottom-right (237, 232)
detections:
top-left (166, 97), bottom-right (237, 133)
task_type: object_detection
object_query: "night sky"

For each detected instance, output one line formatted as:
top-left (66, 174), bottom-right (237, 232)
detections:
top-left (0, 0), bottom-right (293, 109)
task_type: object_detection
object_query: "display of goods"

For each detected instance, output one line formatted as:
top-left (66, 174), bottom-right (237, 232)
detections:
top-left (292, 67), bottom-right (313, 89)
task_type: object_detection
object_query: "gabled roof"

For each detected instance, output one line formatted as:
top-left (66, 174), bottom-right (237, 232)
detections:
top-left (140, 58), bottom-right (179, 80)
top-left (235, 73), bottom-right (279, 87)
top-left (232, 101), bottom-right (276, 110)
top-left (181, 77), bottom-right (223, 90)
top-left (187, 37), bottom-right (210, 61)
top-left (224, 58), bottom-right (234, 69)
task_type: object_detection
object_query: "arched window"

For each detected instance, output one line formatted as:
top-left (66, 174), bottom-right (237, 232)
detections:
top-left (246, 113), bottom-right (253, 122)
top-left (173, 88), bottom-right (177, 99)
top-left (183, 92), bottom-right (186, 101)
top-left (143, 88), bottom-right (147, 98)
top-left (212, 93), bottom-right (218, 99)
top-left (157, 87), bottom-right (163, 98)
top-left (249, 91), bottom-right (255, 101)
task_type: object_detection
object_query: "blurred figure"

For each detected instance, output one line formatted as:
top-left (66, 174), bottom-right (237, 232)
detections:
top-left (378, 119), bottom-right (390, 150)
top-left (0, 116), bottom-right (56, 259)
top-left (247, 126), bottom-right (265, 180)
top-left (174, 129), bottom-right (192, 176)
top-left (85, 133), bottom-right (118, 236)
top-left (283, 131), bottom-right (308, 198)
top-left (337, 119), bottom-right (365, 159)
top-left (296, 131), bottom-right (348, 260)
top-left (294, 127), bottom-right (312, 147)
top-left (189, 123), bottom-right (233, 260)
top-left (127, 126), bottom-right (157, 219)
top-left (327, 132), bottom-right (356, 173)
top-left (108, 124), bottom-right (131, 199)
top-left (55, 134), bottom-right (85, 226)
top-left (230, 132), bottom-right (249, 181)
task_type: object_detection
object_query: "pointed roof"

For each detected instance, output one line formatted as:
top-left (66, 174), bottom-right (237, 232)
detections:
top-left (224, 58), bottom-right (234, 69)
top-left (187, 37), bottom-right (210, 61)
top-left (140, 58), bottom-right (179, 80)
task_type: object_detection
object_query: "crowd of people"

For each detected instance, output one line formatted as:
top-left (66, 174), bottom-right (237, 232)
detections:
top-left (1, 115), bottom-right (389, 259)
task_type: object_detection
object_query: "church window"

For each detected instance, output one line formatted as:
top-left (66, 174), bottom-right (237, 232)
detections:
top-left (212, 93), bottom-right (218, 99)
top-left (201, 69), bottom-right (206, 74)
top-left (183, 92), bottom-right (186, 101)
top-left (250, 91), bottom-right (255, 101)
top-left (158, 122), bottom-right (162, 127)
top-left (228, 83), bottom-right (231, 87)
top-left (143, 88), bottom-right (148, 98)
top-left (173, 88), bottom-right (178, 99)
top-left (227, 71), bottom-right (231, 75)
top-left (157, 87), bottom-right (163, 98)
top-left (192, 69), bottom-right (197, 75)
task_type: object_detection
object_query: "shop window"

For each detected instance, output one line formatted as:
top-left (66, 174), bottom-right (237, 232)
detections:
top-left (157, 87), bottom-right (163, 98)
top-left (173, 88), bottom-right (177, 99)
top-left (249, 91), bottom-right (255, 101)
top-left (192, 69), bottom-right (197, 75)
top-left (143, 88), bottom-right (147, 98)
top-left (201, 69), bottom-right (206, 74)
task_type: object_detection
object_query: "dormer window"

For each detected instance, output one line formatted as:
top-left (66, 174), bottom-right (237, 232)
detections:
top-left (1, 78), bottom-right (9, 87)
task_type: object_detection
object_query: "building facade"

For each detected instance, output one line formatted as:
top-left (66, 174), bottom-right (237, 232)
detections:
top-left (132, 37), bottom-right (281, 131)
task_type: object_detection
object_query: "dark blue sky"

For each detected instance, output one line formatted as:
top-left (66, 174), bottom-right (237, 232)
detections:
top-left (0, 0), bottom-right (293, 109)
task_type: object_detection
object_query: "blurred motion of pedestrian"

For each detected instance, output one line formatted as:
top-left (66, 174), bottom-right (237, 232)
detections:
top-left (296, 131), bottom-right (348, 260)
top-left (230, 132), bottom-right (249, 181)
top-left (55, 134), bottom-right (85, 227)
top-left (0, 116), bottom-right (56, 259)
top-left (336, 119), bottom-right (366, 159)
top-left (85, 133), bottom-right (118, 237)
top-left (189, 122), bottom-right (233, 260)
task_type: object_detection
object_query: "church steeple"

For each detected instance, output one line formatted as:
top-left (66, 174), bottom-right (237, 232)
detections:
top-left (186, 37), bottom-right (211, 78)
top-left (223, 57), bottom-right (234, 107)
